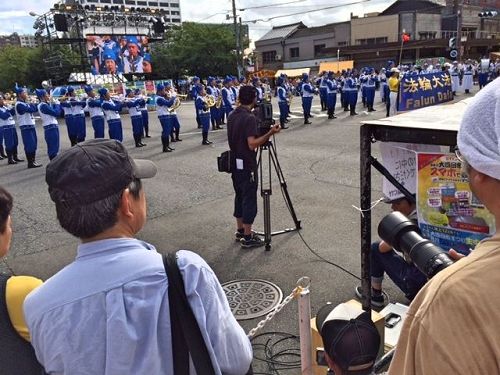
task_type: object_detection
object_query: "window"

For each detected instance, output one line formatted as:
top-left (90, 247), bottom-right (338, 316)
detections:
top-left (355, 37), bottom-right (387, 45)
top-left (337, 41), bottom-right (348, 46)
top-left (171, 10), bottom-right (180, 15)
top-left (159, 2), bottom-right (168, 5)
top-left (137, 1), bottom-right (147, 5)
top-left (171, 18), bottom-right (181, 23)
top-left (125, 0), bottom-right (135, 4)
top-left (113, 0), bottom-right (124, 4)
top-left (262, 50), bottom-right (277, 63)
top-left (148, 1), bottom-right (158, 5)
top-left (170, 2), bottom-right (179, 7)
top-left (100, 0), bottom-right (111, 3)
top-left (314, 44), bottom-right (326, 57)
top-left (289, 47), bottom-right (299, 58)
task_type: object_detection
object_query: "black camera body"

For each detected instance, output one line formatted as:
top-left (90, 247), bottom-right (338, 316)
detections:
top-left (254, 101), bottom-right (275, 136)
top-left (378, 212), bottom-right (454, 278)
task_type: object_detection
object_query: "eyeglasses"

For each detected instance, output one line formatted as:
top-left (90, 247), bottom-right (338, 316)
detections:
top-left (454, 148), bottom-right (470, 177)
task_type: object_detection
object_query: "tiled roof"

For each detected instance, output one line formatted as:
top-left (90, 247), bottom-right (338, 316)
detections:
top-left (292, 22), bottom-right (348, 38)
top-left (257, 22), bottom-right (305, 41)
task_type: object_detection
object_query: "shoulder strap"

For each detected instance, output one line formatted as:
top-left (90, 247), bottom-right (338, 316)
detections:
top-left (164, 253), bottom-right (216, 375)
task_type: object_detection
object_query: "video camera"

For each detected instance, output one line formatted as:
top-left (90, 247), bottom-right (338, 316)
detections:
top-left (254, 101), bottom-right (275, 136)
top-left (378, 212), bottom-right (454, 278)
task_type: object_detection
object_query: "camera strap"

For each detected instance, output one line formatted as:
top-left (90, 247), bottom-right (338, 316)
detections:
top-left (164, 253), bottom-right (216, 375)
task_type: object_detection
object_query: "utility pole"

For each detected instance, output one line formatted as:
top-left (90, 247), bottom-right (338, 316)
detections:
top-left (232, 0), bottom-right (242, 77)
top-left (455, 0), bottom-right (462, 61)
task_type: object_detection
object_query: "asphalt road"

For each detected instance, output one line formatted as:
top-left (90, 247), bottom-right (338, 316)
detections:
top-left (0, 91), bottom-right (471, 373)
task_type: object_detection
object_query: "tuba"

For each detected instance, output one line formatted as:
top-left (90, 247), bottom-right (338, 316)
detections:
top-left (168, 97), bottom-right (181, 112)
top-left (205, 95), bottom-right (216, 108)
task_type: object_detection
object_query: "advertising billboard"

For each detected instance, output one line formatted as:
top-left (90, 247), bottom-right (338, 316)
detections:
top-left (86, 35), bottom-right (152, 75)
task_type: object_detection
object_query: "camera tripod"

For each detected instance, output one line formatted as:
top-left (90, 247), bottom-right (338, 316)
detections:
top-left (256, 139), bottom-right (301, 251)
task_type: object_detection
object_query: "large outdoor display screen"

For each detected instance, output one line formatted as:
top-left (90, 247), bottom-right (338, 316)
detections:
top-left (86, 35), bottom-right (152, 75)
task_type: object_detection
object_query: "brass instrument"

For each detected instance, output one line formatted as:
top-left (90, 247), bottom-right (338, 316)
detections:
top-left (167, 97), bottom-right (181, 113)
top-left (215, 95), bottom-right (222, 109)
top-left (177, 94), bottom-right (188, 100)
top-left (204, 95), bottom-right (216, 108)
top-left (264, 91), bottom-right (271, 102)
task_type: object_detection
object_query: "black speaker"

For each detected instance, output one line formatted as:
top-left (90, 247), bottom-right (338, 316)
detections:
top-left (53, 14), bottom-right (68, 32)
top-left (153, 21), bottom-right (165, 34)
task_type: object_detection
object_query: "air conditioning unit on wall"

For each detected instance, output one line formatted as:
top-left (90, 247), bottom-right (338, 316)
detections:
top-left (275, 54), bottom-right (282, 61)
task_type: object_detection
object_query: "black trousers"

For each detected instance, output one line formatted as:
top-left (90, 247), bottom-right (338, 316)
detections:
top-left (232, 169), bottom-right (258, 225)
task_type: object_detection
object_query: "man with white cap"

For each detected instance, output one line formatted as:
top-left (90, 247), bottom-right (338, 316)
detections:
top-left (316, 302), bottom-right (381, 375)
top-left (388, 78), bottom-right (500, 375)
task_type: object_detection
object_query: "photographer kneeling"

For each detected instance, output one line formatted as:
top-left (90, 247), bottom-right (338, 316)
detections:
top-left (227, 85), bottom-right (281, 249)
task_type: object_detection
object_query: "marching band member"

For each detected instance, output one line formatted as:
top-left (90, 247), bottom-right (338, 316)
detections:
top-left (36, 88), bottom-right (61, 160)
top-left (155, 83), bottom-right (175, 153)
top-left (300, 73), bottom-right (314, 124)
top-left (85, 85), bottom-right (105, 139)
top-left (60, 88), bottom-right (76, 146)
top-left (100, 88), bottom-right (123, 142)
top-left (449, 61), bottom-right (460, 96)
top-left (68, 86), bottom-right (87, 144)
top-left (0, 94), bottom-right (22, 165)
top-left (190, 76), bottom-right (201, 128)
top-left (343, 72), bottom-right (359, 116)
top-left (364, 68), bottom-right (378, 112)
top-left (135, 89), bottom-right (150, 138)
top-left (195, 85), bottom-right (212, 145)
top-left (478, 61), bottom-right (489, 90)
top-left (318, 71), bottom-right (328, 111)
top-left (340, 70), bottom-right (349, 112)
top-left (252, 77), bottom-right (263, 103)
top-left (283, 74), bottom-right (291, 122)
top-left (276, 77), bottom-right (289, 129)
top-left (15, 87), bottom-right (41, 168)
top-left (231, 76), bottom-right (240, 104)
top-left (325, 71), bottom-right (338, 119)
top-left (206, 76), bottom-right (221, 130)
top-left (222, 76), bottom-right (235, 119)
top-left (216, 78), bottom-right (225, 125)
top-left (123, 37), bottom-right (144, 74)
top-left (463, 60), bottom-right (474, 94)
top-left (125, 89), bottom-right (146, 148)
top-left (239, 76), bottom-right (247, 86)
top-left (359, 68), bottom-right (368, 108)
top-left (165, 82), bottom-right (182, 143)
top-left (379, 68), bottom-right (387, 102)
top-left (262, 78), bottom-right (271, 101)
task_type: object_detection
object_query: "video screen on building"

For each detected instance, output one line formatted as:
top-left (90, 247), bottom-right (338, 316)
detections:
top-left (86, 35), bottom-right (152, 75)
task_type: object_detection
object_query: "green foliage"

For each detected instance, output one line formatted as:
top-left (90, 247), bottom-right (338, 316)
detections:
top-left (153, 22), bottom-right (241, 79)
top-left (0, 46), bottom-right (46, 91)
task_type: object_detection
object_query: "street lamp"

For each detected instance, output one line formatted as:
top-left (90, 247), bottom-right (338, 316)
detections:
top-left (29, 11), bottom-right (51, 46)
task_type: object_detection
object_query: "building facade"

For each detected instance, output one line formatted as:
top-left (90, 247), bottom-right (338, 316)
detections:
top-left (0, 33), bottom-right (21, 48)
top-left (350, 14), bottom-right (399, 45)
top-left (19, 35), bottom-right (38, 48)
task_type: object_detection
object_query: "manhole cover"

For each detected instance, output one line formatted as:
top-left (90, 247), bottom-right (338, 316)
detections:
top-left (222, 279), bottom-right (283, 320)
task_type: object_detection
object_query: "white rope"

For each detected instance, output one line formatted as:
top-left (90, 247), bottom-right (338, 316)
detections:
top-left (352, 197), bottom-right (385, 218)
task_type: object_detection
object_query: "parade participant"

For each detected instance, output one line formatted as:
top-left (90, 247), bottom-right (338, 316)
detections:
top-left (100, 88), bottom-right (123, 142)
top-left (60, 88), bottom-right (76, 146)
top-left (282, 74), bottom-right (291, 122)
top-left (379, 68), bottom-right (387, 102)
top-left (388, 77), bottom-right (500, 375)
top-left (165, 82), bottom-right (182, 143)
top-left (252, 77), bottom-right (263, 103)
top-left (231, 76), bottom-right (240, 104)
top-left (206, 76), bottom-right (221, 130)
top-left (0, 95), bottom-right (22, 165)
top-left (262, 78), bottom-right (271, 101)
top-left (326, 71), bottom-right (338, 120)
top-left (123, 36), bottom-right (144, 74)
top-left (125, 89), bottom-right (146, 148)
top-left (36, 89), bottom-right (61, 160)
top-left (15, 87), bottom-right (41, 168)
top-left (216, 78), bottom-right (226, 125)
top-left (478, 60), bottom-right (490, 90)
top-left (68, 86), bottom-right (86, 144)
top-left (24, 139), bottom-right (253, 375)
top-left (135, 88), bottom-right (150, 138)
top-left (388, 68), bottom-right (400, 117)
top-left (340, 70), bottom-right (349, 112)
top-left (449, 61), bottom-right (460, 95)
top-left (227, 85), bottom-right (281, 248)
top-left (0, 185), bottom-right (45, 375)
top-left (359, 68), bottom-right (368, 108)
top-left (276, 77), bottom-right (289, 129)
top-left (155, 83), bottom-right (175, 153)
top-left (463, 60), bottom-right (474, 94)
top-left (301, 73), bottom-right (315, 124)
top-left (239, 76), bottom-right (247, 86)
top-left (142, 53), bottom-right (152, 73)
top-left (364, 68), bottom-right (378, 112)
top-left (343, 73), bottom-right (358, 116)
top-left (222, 76), bottom-right (235, 119)
top-left (190, 76), bottom-right (201, 128)
top-left (318, 71), bottom-right (328, 111)
top-left (85, 85), bottom-right (105, 139)
top-left (102, 50), bottom-right (120, 75)
top-left (316, 303), bottom-right (380, 375)
top-left (195, 85), bottom-right (212, 145)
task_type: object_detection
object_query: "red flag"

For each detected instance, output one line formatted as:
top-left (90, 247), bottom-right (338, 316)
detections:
top-left (402, 33), bottom-right (410, 43)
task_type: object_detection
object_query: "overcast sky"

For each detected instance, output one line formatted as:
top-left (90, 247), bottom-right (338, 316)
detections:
top-left (0, 0), bottom-right (396, 41)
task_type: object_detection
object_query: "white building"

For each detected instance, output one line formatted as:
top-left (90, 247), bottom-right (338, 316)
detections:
top-left (19, 34), bottom-right (38, 48)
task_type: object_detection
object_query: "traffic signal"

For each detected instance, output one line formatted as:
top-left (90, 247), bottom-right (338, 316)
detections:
top-left (449, 37), bottom-right (457, 49)
top-left (478, 10), bottom-right (498, 17)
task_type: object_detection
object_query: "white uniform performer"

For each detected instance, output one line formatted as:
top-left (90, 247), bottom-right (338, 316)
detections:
top-left (462, 62), bottom-right (474, 94)
top-left (449, 61), bottom-right (461, 95)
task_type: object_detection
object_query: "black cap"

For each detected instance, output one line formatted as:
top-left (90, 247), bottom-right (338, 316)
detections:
top-left (316, 303), bottom-right (380, 374)
top-left (46, 139), bottom-right (157, 206)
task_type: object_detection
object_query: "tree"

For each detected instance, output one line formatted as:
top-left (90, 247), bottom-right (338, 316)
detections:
top-left (152, 22), bottom-right (244, 80)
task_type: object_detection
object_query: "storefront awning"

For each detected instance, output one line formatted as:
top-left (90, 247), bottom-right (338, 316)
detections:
top-left (318, 60), bottom-right (354, 73)
top-left (274, 68), bottom-right (310, 78)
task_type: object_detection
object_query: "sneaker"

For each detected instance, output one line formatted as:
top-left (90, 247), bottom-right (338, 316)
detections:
top-left (354, 286), bottom-right (385, 308)
top-left (240, 234), bottom-right (265, 249)
top-left (235, 230), bottom-right (258, 241)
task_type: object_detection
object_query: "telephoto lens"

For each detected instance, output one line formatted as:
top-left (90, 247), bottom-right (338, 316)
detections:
top-left (378, 211), bottom-right (454, 278)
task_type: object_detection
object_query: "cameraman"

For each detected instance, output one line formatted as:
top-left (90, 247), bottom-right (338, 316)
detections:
top-left (227, 85), bottom-right (281, 249)
top-left (389, 78), bottom-right (500, 374)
